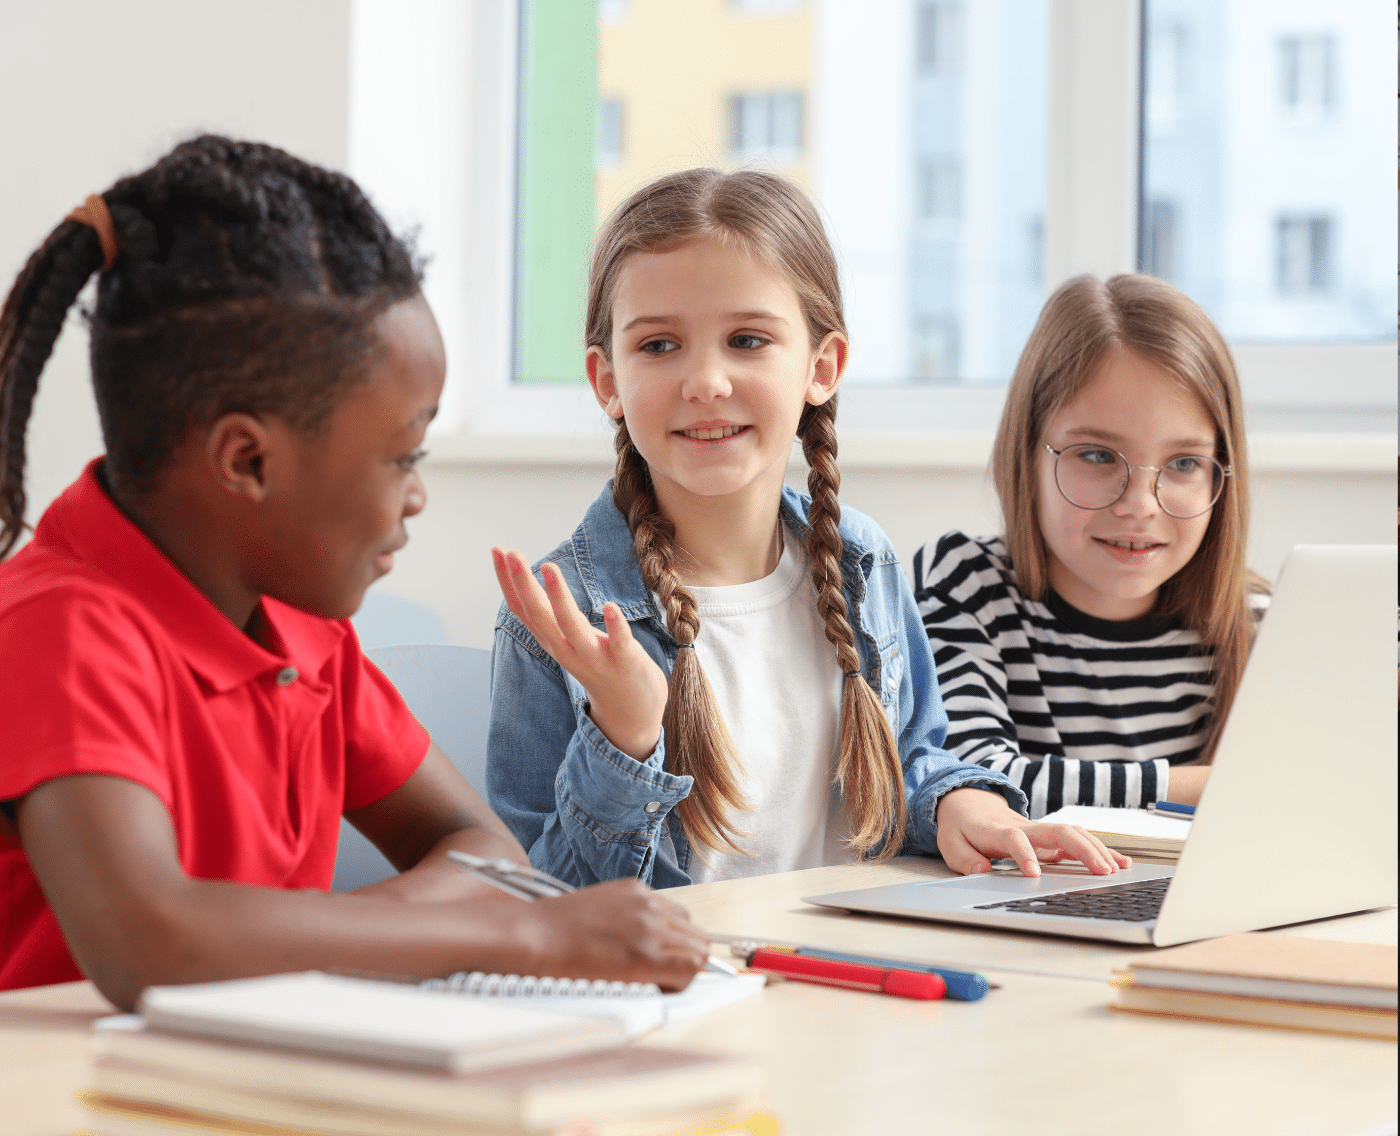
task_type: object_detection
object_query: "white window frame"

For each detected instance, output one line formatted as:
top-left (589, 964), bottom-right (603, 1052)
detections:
top-left (348, 0), bottom-right (1395, 474)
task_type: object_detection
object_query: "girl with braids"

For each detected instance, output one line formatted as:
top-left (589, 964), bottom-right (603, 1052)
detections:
top-left (0, 136), bottom-right (707, 1004)
top-left (912, 274), bottom-right (1268, 819)
top-left (488, 168), bottom-right (1127, 888)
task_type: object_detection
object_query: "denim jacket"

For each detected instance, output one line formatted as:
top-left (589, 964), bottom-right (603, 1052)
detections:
top-left (486, 483), bottom-right (1028, 889)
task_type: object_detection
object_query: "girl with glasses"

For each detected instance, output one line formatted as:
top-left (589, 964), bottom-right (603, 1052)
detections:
top-left (912, 274), bottom-right (1268, 819)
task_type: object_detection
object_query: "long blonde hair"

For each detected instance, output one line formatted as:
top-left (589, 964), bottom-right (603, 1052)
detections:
top-left (587, 169), bottom-right (905, 858)
top-left (992, 273), bottom-right (1253, 762)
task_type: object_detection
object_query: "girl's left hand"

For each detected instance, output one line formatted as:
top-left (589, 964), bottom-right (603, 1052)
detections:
top-left (934, 787), bottom-right (1132, 877)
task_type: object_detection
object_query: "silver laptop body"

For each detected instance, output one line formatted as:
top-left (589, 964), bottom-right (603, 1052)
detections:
top-left (804, 545), bottom-right (1399, 947)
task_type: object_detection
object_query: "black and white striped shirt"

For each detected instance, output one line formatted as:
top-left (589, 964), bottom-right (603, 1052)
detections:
top-left (912, 531), bottom-right (1235, 819)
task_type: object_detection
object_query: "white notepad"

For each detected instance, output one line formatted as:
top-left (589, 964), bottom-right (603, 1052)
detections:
top-left (420, 969), bottom-right (767, 1036)
top-left (137, 972), bottom-right (626, 1073)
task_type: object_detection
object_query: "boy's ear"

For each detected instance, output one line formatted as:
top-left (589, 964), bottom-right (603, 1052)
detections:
top-left (806, 331), bottom-right (848, 406)
top-left (205, 413), bottom-right (274, 501)
top-left (586, 345), bottom-right (624, 419)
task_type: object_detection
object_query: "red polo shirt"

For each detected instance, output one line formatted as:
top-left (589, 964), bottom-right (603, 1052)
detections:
top-left (0, 461), bottom-right (430, 990)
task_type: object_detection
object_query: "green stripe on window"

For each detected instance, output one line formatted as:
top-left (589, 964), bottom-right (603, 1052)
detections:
top-left (515, 0), bottom-right (597, 385)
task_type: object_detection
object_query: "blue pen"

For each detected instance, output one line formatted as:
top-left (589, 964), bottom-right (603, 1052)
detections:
top-left (1148, 800), bottom-right (1196, 818)
top-left (794, 948), bottom-right (991, 1001)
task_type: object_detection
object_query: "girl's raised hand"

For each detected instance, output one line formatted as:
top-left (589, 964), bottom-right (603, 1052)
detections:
top-left (934, 787), bottom-right (1132, 877)
top-left (492, 548), bottom-right (669, 760)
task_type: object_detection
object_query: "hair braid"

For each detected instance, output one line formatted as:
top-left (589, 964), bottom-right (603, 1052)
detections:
top-left (799, 400), bottom-right (907, 858)
top-left (0, 221), bottom-right (107, 557)
top-left (610, 420), bottom-right (750, 854)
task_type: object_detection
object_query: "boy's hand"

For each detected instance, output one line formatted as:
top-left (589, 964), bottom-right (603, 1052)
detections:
top-left (934, 787), bottom-right (1132, 877)
top-left (509, 879), bottom-right (709, 992)
top-left (493, 548), bottom-right (668, 760)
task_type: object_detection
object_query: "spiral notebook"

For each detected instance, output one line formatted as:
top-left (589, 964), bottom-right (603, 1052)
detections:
top-left (419, 968), bottom-right (766, 1037)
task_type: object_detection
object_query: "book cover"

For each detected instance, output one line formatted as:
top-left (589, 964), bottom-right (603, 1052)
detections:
top-left (1125, 933), bottom-right (1398, 1008)
top-left (136, 973), bottom-right (625, 1073)
top-left (93, 1020), bottom-right (761, 1128)
top-left (1110, 981), bottom-right (1397, 1041)
top-left (77, 1090), bottom-right (782, 1136)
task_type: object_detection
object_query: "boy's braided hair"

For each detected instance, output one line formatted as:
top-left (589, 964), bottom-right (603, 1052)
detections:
top-left (0, 134), bottom-right (421, 557)
top-left (590, 168), bottom-right (907, 860)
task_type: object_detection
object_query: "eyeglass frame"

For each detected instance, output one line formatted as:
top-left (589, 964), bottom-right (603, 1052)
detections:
top-left (1042, 443), bottom-right (1232, 519)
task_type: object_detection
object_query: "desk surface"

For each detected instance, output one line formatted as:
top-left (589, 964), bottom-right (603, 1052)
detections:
top-left (2, 859), bottom-right (1395, 1136)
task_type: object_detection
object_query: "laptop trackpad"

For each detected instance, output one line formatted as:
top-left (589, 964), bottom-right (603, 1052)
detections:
top-left (917, 871), bottom-right (1097, 896)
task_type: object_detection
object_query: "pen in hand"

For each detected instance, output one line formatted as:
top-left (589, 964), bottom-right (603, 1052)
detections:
top-left (446, 851), bottom-right (738, 977)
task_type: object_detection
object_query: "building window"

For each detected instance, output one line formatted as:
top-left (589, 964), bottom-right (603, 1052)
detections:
top-left (1276, 215), bottom-right (1332, 296)
top-left (730, 91), bottom-right (803, 160)
top-left (596, 98), bottom-right (623, 169)
top-left (913, 319), bottom-right (960, 382)
top-left (916, 158), bottom-right (961, 223)
top-left (1146, 22), bottom-right (1189, 128)
top-left (730, 0), bottom-right (804, 14)
top-left (916, 0), bottom-right (961, 76)
top-left (1278, 34), bottom-right (1335, 118)
top-left (1143, 198), bottom-right (1178, 283)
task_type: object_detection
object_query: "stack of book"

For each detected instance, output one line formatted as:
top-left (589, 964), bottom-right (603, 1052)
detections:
top-left (78, 972), bottom-right (778, 1136)
top-left (1110, 933), bottom-right (1397, 1040)
top-left (1039, 805), bottom-right (1191, 864)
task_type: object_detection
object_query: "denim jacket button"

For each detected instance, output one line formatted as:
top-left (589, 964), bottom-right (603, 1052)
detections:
top-left (643, 801), bottom-right (662, 814)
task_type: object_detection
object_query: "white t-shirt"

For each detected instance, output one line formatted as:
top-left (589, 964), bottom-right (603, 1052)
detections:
top-left (665, 525), bottom-right (854, 883)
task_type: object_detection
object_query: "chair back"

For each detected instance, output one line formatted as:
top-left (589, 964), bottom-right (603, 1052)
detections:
top-left (331, 643), bottom-right (492, 892)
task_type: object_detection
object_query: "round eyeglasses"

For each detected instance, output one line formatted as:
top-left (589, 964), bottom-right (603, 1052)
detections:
top-left (1044, 443), bottom-right (1230, 519)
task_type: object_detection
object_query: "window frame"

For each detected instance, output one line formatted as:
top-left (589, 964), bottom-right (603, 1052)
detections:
top-left (348, 0), bottom-right (1395, 470)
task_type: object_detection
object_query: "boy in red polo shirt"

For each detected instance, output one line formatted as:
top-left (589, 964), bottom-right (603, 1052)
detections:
top-left (0, 138), bottom-right (706, 1009)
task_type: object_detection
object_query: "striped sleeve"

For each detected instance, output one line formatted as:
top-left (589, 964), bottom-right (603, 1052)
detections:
top-left (915, 532), bottom-right (1177, 819)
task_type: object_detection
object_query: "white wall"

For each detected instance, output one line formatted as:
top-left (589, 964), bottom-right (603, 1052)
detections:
top-left (0, 0), bottom-right (351, 541)
top-left (2, 2), bottom-right (1393, 653)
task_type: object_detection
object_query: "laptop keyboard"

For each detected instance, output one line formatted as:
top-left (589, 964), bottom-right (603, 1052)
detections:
top-left (972, 876), bottom-right (1170, 922)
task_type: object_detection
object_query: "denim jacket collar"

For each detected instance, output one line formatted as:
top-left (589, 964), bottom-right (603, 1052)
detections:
top-left (568, 481), bottom-right (876, 636)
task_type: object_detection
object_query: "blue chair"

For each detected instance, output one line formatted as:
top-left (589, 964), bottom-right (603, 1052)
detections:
top-left (331, 644), bottom-right (492, 892)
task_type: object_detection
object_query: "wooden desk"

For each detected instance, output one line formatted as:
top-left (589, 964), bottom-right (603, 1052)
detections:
top-left (1, 860), bottom-right (1395, 1136)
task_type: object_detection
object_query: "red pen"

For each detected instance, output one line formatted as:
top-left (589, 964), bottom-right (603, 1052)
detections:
top-left (746, 947), bottom-right (946, 1001)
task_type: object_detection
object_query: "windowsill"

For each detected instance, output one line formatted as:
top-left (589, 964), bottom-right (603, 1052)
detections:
top-left (424, 431), bottom-right (1397, 473)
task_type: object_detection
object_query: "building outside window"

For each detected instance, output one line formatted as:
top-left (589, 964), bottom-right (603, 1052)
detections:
top-left (596, 97), bottom-right (623, 169)
top-left (1276, 215), bottom-right (1333, 296)
top-left (1278, 34), bottom-right (1335, 120)
top-left (730, 92), bottom-right (804, 161)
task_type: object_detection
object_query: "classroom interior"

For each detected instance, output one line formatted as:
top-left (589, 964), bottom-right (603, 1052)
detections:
top-left (3, 0), bottom-right (1394, 649)
top-left (2, 4), bottom-right (1397, 1134)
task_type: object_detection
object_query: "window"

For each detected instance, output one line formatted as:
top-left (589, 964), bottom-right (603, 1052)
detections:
top-left (730, 92), bottom-right (803, 160)
top-left (916, 158), bottom-right (961, 224)
top-left (1141, 0), bottom-right (1393, 353)
top-left (346, 0), bottom-right (1393, 443)
top-left (596, 98), bottom-right (623, 169)
top-left (916, 0), bottom-right (960, 76)
top-left (1143, 198), bottom-right (1178, 283)
top-left (1276, 215), bottom-right (1332, 296)
top-left (1145, 23), bottom-right (1188, 129)
top-left (1278, 34), bottom-right (1335, 119)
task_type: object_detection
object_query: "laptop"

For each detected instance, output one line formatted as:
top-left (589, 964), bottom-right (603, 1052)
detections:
top-left (804, 544), bottom-right (1398, 946)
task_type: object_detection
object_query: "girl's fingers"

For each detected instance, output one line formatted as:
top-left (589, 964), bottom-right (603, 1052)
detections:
top-left (994, 827), bottom-right (1041, 877)
top-left (541, 562), bottom-right (605, 651)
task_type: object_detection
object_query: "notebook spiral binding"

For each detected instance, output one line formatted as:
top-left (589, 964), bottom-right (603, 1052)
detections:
top-left (423, 972), bottom-right (663, 999)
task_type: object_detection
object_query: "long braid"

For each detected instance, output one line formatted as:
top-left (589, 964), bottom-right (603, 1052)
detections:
top-left (0, 221), bottom-right (108, 557)
top-left (799, 400), bottom-right (907, 858)
top-left (611, 421), bottom-right (750, 854)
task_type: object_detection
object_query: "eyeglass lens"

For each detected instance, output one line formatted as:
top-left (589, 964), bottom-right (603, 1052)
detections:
top-left (1054, 445), bottom-right (1223, 518)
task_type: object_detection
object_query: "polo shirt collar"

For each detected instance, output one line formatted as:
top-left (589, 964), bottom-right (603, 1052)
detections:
top-left (40, 460), bottom-right (344, 693)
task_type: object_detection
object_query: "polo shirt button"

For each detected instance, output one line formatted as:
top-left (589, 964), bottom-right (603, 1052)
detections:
top-left (643, 801), bottom-right (661, 814)
top-left (276, 666), bottom-right (299, 687)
